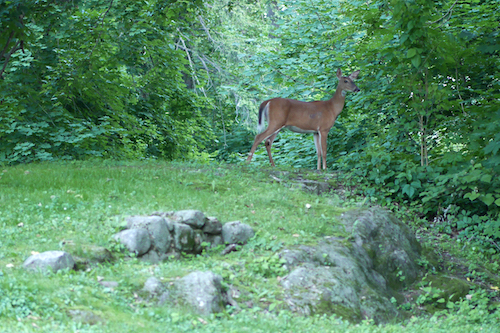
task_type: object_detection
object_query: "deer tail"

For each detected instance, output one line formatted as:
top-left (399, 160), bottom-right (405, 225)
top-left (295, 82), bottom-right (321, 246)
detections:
top-left (257, 101), bottom-right (269, 133)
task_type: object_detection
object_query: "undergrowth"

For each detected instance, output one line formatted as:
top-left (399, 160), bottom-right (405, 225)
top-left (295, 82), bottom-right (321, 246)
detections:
top-left (0, 160), bottom-right (499, 332)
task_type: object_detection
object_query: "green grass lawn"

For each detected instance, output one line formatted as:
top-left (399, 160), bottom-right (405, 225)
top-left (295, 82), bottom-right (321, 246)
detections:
top-left (0, 161), bottom-right (498, 332)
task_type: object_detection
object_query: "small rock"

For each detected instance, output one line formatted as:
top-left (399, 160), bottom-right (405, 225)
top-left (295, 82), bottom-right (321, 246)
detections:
top-left (193, 229), bottom-right (206, 254)
top-left (127, 215), bottom-right (172, 254)
top-left (202, 217), bottom-right (223, 234)
top-left (222, 221), bottom-right (255, 245)
top-left (23, 251), bottom-right (75, 273)
top-left (140, 250), bottom-right (160, 263)
top-left (221, 244), bottom-right (238, 255)
top-left (173, 223), bottom-right (195, 252)
top-left (99, 281), bottom-right (118, 289)
top-left (143, 277), bottom-right (164, 294)
top-left (206, 234), bottom-right (224, 248)
top-left (68, 310), bottom-right (104, 325)
top-left (174, 210), bottom-right (206, 229)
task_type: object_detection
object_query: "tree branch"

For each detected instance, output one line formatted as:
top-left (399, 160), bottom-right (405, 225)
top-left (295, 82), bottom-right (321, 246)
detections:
top-left (429, 0), bottom-right (458, 25)
top-left (89, 0), bottom-right (114, 58)
top-left (0, 39), bottom-right (23, 80)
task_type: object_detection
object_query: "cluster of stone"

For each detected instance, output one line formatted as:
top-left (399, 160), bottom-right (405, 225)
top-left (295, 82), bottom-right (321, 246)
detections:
top-left (113, 210), bottom-right (254, 262)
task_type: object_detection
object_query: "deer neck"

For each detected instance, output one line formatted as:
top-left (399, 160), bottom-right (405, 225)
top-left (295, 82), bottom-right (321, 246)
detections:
top-left (329, 86), bottom-right (347, 117)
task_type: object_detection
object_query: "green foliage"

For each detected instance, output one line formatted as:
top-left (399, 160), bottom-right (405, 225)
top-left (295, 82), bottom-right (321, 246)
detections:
top-left (0, 0), bottom-right (213, 163)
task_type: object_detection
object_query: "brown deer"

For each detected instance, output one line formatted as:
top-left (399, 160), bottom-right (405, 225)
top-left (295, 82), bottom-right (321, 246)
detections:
top-left (246, 69), bottom-right (360, 169)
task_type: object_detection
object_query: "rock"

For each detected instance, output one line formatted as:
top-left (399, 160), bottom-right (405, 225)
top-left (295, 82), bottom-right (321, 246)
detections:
top-left (99, 281), bottom-right (118, 289)
top-left (222, 221), bottom-right (255, 245)
top-left (126, 215), bottom-right (172, 254)
top-left (113, 229), bottom-right (151, 256)
top-left (140, 250), bottom-right (160, 263)
top-left (172, 271), bottom-right (226, 315)
top-left (279, 207), bottom-right (421, 324)
top-left (143, 277), bottom-right (164, 294)
top-left (193, 229), bottom-right (206, 254)
top-left (221, 244), bottom-right (238, 255)
top-left (174, 210), bottom-right (206, 229)
top-left (150, 212), bottom-right (176, 231)
top-left (68, 310), bottom-right (104, 325)
top-left (206, 234), bottom-right (224, 248)
top-left (64, 244), bottom-right (114, 270)
top-left (341, 208), bottom-right (421, 288)
top-left (76, 245), bottom-right (114, 263)
top-left (202, 217), bottom-right (222, 234)
top-left (23, 251), bottom-right (75, 273)
top-left (173, 223), bottom-right (195, 252)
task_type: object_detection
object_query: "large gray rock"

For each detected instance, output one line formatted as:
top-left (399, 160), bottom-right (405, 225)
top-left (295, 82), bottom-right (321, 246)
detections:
top-left (341, 208), bottom-right (422, 288)
top-left (114, 228), bottom-right (151, 255)
top-left (222, 221), bottom-right (255, 244)
top-left (279, 208), bottom-right (421, 324)
top-left (171, 271), bottom-right (226, 315)
top-left (127, 215), bottom-right (172, 253)
top-left (173, 210), bottom-right (206, 229)
top-left (23, 251), bottom-right (75, 273)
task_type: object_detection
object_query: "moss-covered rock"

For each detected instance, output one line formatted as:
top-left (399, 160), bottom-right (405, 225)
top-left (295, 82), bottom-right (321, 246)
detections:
top-left (280, 208), bottom-right (421, 324)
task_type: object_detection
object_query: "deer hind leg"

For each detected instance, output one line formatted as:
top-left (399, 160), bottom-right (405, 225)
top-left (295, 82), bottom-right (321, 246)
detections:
top-left (313, 133), bottom-right (321, 170)
top-left (246, 127), bottom-right (282, 165)
top-left (265, 132), bottom-right (279, 166)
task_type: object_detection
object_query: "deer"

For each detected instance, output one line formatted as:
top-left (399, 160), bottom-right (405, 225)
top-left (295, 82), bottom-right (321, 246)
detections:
top-left (246, 69), bottom-right (360, 170)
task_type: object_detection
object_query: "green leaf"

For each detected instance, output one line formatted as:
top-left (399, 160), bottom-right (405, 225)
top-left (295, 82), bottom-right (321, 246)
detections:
top-left (480, 174), bottom-right (492, 183)
top-left (464, 192), bottom-right (480, 201)
top-left (411, 55), bottom-right (421, 68)
top-left (407, 48), bottom-right (417, 58)
top-left (495, 198), bottom-right (500, 207)
top-left (480, 194), bottom-right (495, 206)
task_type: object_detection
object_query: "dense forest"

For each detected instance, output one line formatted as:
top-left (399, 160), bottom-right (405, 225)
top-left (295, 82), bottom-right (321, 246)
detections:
top-left (1, 0), bottom-right (499, 252)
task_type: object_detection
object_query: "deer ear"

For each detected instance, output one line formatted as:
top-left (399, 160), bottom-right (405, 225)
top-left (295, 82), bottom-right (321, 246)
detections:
top-left (349, 70), bottom-right (360, 80)
top-left (336, 69), bottom-right (342, 79)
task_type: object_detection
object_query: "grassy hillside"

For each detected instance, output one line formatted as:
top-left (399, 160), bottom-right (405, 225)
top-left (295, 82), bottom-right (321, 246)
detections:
top-left (0, 161), bottom-right (498, 332)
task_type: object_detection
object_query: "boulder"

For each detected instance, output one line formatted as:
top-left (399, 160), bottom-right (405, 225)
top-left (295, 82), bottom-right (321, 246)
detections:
top-left (279, 208), bottom-right (422, 324)
top-left (340, 208), bottom-right (421, 288)
top-left (113, 229), bottom-right (151, 255)
top-left (126, 215), bottom-right (172, 254)
top-left (23, 251), bottom-right (75, 273)
top-left (222, 221), bottom-right (255, 245)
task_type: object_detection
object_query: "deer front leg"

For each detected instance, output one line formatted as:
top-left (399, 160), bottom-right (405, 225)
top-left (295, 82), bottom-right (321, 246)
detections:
top-left (319, 130), bottom-right (329, 170)
top-left (313, 133), bottom-right (321, 170)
